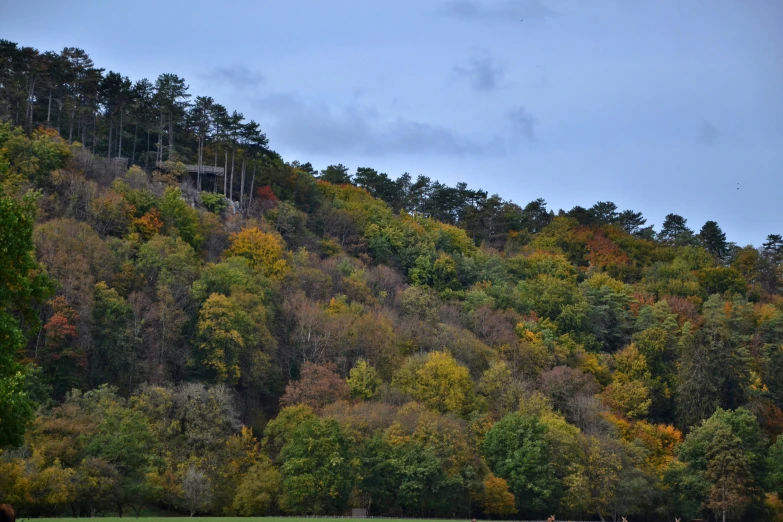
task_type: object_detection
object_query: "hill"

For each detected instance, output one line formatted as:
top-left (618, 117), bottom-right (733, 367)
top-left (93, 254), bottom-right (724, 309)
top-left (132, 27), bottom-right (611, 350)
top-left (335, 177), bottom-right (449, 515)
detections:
top-left (1, 39), bottom-right (783, 522)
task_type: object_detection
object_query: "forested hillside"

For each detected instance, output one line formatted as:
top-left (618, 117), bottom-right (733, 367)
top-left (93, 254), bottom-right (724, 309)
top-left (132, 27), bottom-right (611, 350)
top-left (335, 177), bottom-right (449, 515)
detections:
top-left (2, 40), bottom-right (783, 522)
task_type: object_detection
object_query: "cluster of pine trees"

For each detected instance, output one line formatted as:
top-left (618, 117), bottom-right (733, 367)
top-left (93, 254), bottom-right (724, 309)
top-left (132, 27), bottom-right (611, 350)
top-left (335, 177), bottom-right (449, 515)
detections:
top-left (1, 40), bottom-right (783, 522)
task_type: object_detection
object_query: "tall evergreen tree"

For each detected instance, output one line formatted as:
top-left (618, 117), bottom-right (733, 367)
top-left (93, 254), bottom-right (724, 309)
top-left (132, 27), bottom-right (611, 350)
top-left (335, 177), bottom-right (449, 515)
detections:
top-left (699, 220), bottom-right (729, 259)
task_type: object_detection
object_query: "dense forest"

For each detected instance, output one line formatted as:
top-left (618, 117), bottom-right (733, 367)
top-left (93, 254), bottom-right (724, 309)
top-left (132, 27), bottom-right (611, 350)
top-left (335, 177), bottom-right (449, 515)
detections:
top-left (1, 39), bottom-right (783, 522)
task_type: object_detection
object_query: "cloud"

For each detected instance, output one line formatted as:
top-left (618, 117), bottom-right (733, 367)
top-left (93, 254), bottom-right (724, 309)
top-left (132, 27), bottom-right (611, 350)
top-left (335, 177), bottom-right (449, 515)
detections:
top-left (253, 92), bottom-right (501, 156)
top-left (441, 0), bottom-right (557, 22)
top-left (698, 121), bottom-right (720, 145)
top-left (508, 106), bottom-right (537, 141)
top-left (453, 51), bottom-right (505, 91)
top-left (201, 65), bottom-right (264, 89)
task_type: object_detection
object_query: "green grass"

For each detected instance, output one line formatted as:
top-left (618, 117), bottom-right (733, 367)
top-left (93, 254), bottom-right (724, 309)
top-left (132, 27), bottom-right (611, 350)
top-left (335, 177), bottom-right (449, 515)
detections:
top-left (29, 519), bottom-right (470, 522)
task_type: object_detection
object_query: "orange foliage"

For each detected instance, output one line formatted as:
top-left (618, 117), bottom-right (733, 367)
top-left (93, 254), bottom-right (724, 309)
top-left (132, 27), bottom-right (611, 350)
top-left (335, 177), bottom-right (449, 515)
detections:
top-left (604, 411), bottom-right (682, 472)
top-left (44, 296), bottom-right (78, 346)
top-left (43, 296), bottom-right (85, 368)
top-left (630, 291), bottom-right (656, 316)
top-left (662, 295), bottom-right (700, 326)
top-left (576, 227), bottom-right (634, 280)
top-left (132, 208), bottom-right (164, 240)
top-left (477, 474), bottom-right (517, 515)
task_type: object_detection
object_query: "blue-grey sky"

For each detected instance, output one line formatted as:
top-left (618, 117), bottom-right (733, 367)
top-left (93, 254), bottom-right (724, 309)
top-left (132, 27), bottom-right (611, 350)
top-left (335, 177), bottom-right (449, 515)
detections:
top-left (2, 0), bottom-right (782, 246)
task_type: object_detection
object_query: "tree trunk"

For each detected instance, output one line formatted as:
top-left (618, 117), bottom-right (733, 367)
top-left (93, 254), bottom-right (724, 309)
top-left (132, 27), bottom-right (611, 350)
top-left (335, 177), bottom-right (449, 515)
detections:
top-left (89, 113), bottom-right (94, 153)
top-left (47, 87), bottom-right (52, 124)
top-left (108, 115), bottom-right (113, 159)
top-left (132, 123), bottom-right (138, 164)
top-left (230, 148), bottom-right (235, 201)
top-left (56, 98), bottom-right (62, 133)
top-left (157, 109), bottom-right (164, 163)
top-left (197, 134), bottom-right (203, 191)
top-left (68, 107), bottom-right (74, 142)
top-left (223, 150), bottom-right (228, 197)
top-left (247, 162), bottom-right (257, 213)
top-left (240, 160), bottom-right (246, 207)
top-left (27, 77), bottom-right (36, 130)
top-left (118, 107), bottom-right (123, 159)
top-left (168, 113), bottom-right (174, 161)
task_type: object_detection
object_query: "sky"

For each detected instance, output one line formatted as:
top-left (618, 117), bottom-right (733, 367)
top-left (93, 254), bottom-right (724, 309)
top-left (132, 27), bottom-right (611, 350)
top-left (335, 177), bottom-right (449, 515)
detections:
top-left (2, 0), bottom-right (782, 246)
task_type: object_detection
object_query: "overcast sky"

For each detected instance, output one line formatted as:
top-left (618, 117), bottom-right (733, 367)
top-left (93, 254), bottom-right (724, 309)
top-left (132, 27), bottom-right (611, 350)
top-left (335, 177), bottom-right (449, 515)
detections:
top-left (2, 0), bottom-right (782, 246)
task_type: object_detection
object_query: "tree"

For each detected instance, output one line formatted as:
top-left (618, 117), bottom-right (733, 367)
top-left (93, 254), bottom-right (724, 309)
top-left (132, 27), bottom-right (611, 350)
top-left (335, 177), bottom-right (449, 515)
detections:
top-left (482, 412), bottom-right (556, 514)
top-left (0, 189), bottom-right (50, 446)
top-left (226, 227), bottom-right (288, 278)
top-left (83, 393), bottom-right (156, 516)
top-left (232, 458), bottom-right (282, 515)
top-left (617, 209), bottom-right (647, 235)
top-left (280, 362), bottom-right (350, 411)
top-left (347, 359), bottom-right (381, 400)
top-left (478, 474), bottom-right (517, 515)
top-left (196, 293), bottom-right (253, 384)
top-left (477, 360), bottom-right (524, 416)
top-left (73, 458), bottom-right (120, 517)
top-left (763, 234), bottom-right (783, 263)
top-left (678, 407), bottom-right (766, 520)
top-left (676, 297), bottom-right (752, 428)
top-left (160, 187), bottom-right (203, 249)
top-left (279, 417), bottom-right (356, 514)
top-left (699, 221), bottom-right (729, 259)
top-left (188, 95), bottom-right (213, 190)
top-left (92, 282), bottom-right (138, 391)
top-left (705, 426), bottom-right (753, 522)
top-left (319, 164), bottom-right (352, 185)
top-left (659, 214), bottom-right (694, 245)
top-left (153, 73), bottom-right (190, 162)
top-left (182, 466), bottom-right (212, 516)
top-left (768, 436), bottom-right (783, 497)
top-left (393, 351), bottom-right (477, 415)
top-left (590, 201), bottom-right (619, 224)
top-left (262, 404), bottom-right (316, 460)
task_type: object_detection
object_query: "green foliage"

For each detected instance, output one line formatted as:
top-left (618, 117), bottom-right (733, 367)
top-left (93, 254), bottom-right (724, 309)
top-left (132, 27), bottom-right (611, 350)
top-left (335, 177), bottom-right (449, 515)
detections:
top-left (231, 458), bottom-right (282, 515)
top-left (279, 417), bottom-right (356, 514)
top-left (768, 436), bottom-right (783, 497)
top-left (678, 407), bottom-right (767, 520)
top-left (0, 123), bottom-right (70, 186)
top-left (482, 412), bottom-right (556, 514)
top-left (0, 188), bottom-right (50, 446)
top-left (160, 187), bottom-right (203, 249)
top-left (200, 191), bottom-right (228, 214)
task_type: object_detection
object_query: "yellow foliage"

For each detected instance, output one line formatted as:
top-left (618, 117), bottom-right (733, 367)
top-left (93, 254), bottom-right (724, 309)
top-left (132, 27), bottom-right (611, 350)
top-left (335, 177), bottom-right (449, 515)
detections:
top-left (635, 421), bottom-right (682, 472)
top-left (227, 227), bottom-right (288, 278)
top-left (766, 493), bottom-right (783, 522)
top-left (602, 380), bottom-right (651, 419)
top-left (613, 344), bottom-right (651, 382)
top-left (393, 351), bottom-right (476, 415)
top-left (196, 293), bottom-right (245, 383)
top-left (477, 474), bottom-right (517, 515)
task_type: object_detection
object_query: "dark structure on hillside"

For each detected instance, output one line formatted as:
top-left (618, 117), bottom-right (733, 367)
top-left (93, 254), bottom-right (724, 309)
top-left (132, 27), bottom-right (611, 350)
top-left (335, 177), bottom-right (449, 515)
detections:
top-left (156, 162), bottom-right (225, 191)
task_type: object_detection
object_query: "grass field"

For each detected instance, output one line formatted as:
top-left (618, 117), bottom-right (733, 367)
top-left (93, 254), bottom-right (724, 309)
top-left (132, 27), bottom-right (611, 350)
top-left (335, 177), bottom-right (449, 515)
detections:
top-left (29, 514), bottom-right (484, 522)
top-left (23, 514), bottom-right (588, 522)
